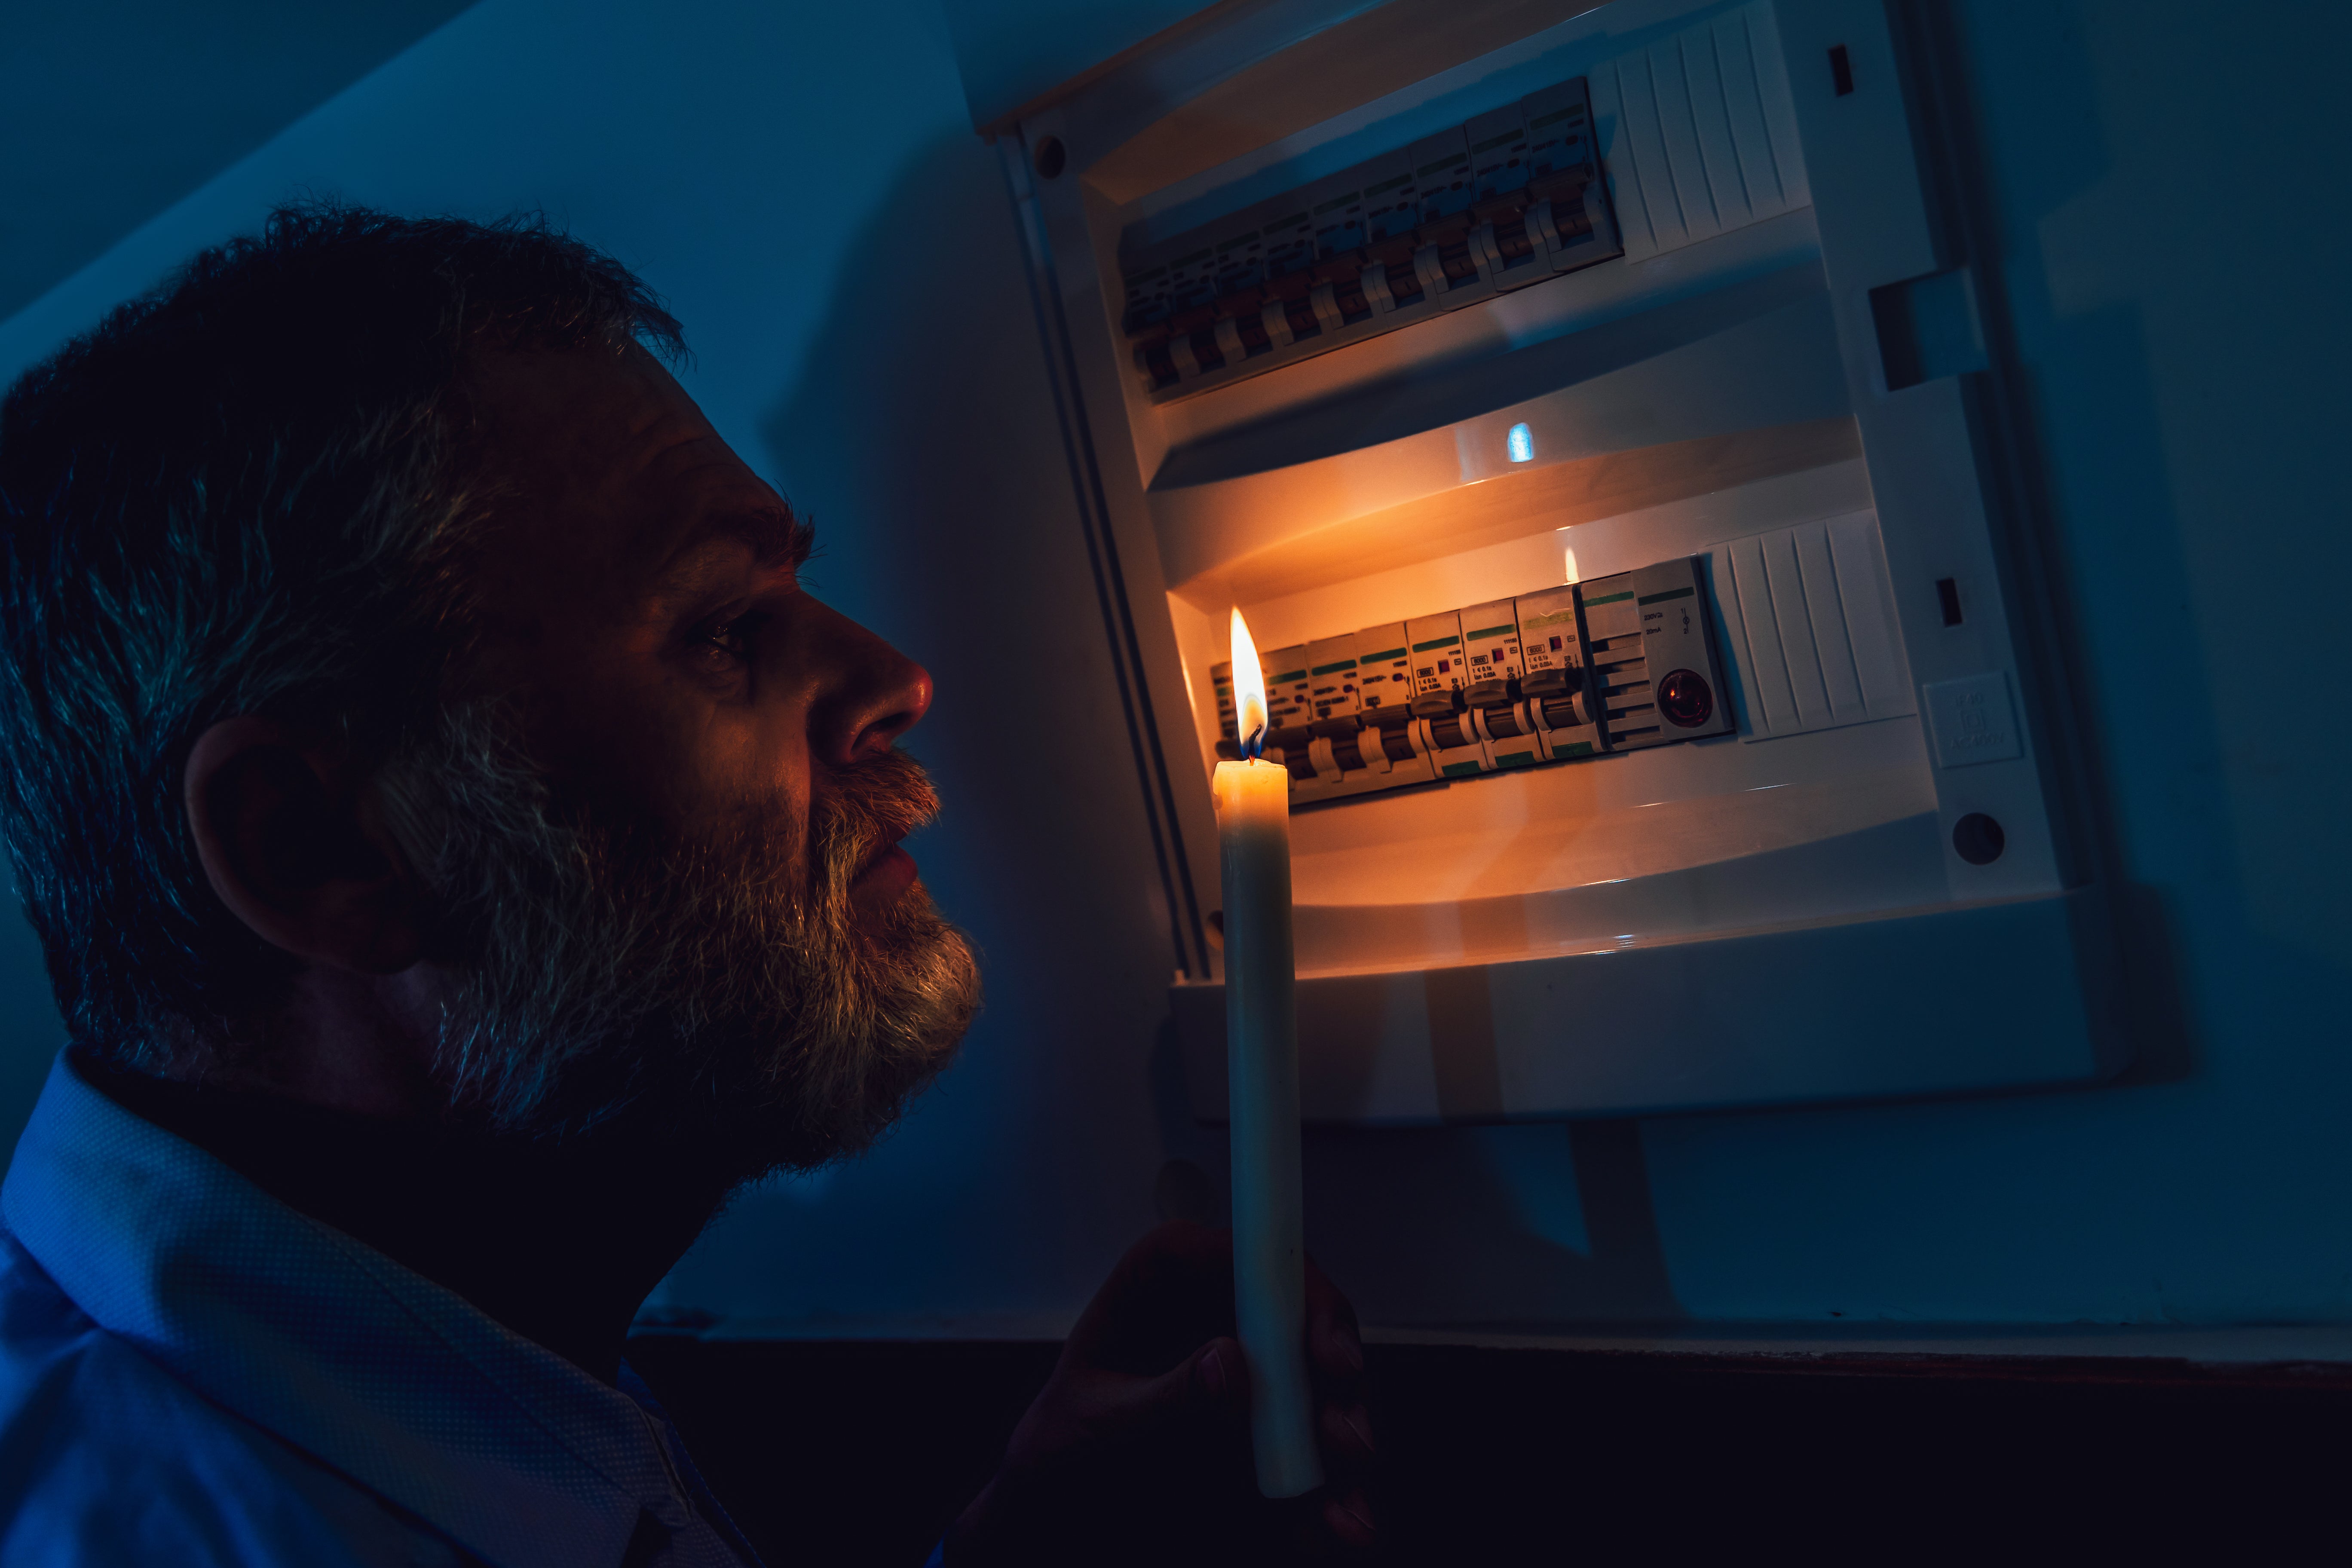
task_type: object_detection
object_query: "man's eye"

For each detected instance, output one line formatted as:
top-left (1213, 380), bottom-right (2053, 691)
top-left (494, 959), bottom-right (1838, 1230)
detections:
top-left (698, 612), bottom-right (763, 664)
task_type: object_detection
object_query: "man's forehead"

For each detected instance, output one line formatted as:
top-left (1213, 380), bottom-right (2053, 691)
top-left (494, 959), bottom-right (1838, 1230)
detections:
top-left (469, 342), bottom-right (712, 478)
top-left (467, 343), bottom-right (795, 575)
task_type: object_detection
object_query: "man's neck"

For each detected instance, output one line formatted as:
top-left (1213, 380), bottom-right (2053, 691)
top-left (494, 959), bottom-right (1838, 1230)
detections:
top-left (78, 1047), bottom-right (727, 1384)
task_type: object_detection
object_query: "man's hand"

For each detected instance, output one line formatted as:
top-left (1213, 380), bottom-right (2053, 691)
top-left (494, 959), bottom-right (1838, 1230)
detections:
top-left (946, 1222), bottom-right (1375, 1565)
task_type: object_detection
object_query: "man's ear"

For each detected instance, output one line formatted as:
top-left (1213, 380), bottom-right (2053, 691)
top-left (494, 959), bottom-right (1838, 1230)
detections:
top-left (184, 717), bottom-right (426, 976)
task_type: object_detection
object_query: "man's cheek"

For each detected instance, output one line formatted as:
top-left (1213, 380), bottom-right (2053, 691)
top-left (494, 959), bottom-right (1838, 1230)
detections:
top-left (692, 701), bottom-right (810, 801)
top-left (586, 705), bottom-right (778, 845)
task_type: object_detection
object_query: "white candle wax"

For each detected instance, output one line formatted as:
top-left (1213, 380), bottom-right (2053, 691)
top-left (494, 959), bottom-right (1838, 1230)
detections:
top-left (1214, 753), bottom-right (1323, 1499)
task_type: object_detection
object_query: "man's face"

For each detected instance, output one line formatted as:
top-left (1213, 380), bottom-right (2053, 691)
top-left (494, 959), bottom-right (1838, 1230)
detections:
top-left (463, 342), bottom-right (925, 910)
top-left (384, 342), bottom-right (978, 1171)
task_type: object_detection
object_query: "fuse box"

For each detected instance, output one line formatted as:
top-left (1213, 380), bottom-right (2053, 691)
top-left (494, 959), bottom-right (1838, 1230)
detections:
top-left (1003, 0), bottom-right (2118, 1123)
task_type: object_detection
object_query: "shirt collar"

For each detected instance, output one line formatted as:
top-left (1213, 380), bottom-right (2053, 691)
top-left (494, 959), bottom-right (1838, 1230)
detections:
top-left (1, 1052), bottom-right (702, 1568)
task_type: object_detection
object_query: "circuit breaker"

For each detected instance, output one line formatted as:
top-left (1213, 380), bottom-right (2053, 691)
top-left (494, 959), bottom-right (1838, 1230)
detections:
top-left (1213, 554), bottom-right (1732, 804)
top-left (1120, 73), bottom-right (1620, 401)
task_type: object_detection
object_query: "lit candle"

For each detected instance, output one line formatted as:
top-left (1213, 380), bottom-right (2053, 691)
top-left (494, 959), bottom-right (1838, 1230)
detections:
top-left (1214, 607), bottom-right (1323, 1500)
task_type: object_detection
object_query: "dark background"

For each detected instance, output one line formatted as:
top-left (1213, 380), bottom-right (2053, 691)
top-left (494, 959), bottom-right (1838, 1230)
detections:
top-left (629, 1336), bottom-right (2352, 1564)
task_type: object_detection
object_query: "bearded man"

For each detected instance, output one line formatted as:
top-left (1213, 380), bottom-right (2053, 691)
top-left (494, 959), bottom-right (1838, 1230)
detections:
top-left (0, 208), bottom-right (1372, 1565)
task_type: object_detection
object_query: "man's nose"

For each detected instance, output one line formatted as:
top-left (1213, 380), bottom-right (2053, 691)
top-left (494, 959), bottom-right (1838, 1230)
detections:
top-left (808, 602), bottom-right (932, 766)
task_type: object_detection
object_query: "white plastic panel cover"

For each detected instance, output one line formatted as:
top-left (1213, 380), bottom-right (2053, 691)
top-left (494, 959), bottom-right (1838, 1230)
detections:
top-left (1708, 510), bottom-right (1915, 740)
top-left (1590, 1), bottom-right (1810, 262)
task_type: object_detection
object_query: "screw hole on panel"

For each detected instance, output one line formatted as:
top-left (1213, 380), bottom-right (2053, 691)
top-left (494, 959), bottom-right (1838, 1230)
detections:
top-left (1829, 44), bottom-right (1854, 95)
top-left (1952, 812), bottom-right (2006, 865)
top-left (1033, 135), bottom-right (1066, 179)
top-left (1936, 576), bottom-right (1964, 626)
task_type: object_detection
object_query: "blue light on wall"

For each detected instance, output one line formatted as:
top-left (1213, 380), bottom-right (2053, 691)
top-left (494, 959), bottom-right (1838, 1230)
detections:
top-left (1507, 422), bottom-right (1534, 463)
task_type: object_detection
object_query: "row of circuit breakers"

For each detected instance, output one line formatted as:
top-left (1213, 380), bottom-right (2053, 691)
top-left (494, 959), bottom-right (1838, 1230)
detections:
top-left (1120, 75), bottom-right (1623, 401)
top-left (1214, 557), bottom-right (1735, 805)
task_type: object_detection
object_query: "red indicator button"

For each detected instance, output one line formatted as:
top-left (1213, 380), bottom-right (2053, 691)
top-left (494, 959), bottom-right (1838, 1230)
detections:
top-left (1658, 668), bottom-right (1714, 727)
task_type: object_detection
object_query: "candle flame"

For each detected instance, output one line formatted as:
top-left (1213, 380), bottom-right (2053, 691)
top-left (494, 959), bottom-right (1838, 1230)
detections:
top-left (1230, 608), bottom-right (1267, 760)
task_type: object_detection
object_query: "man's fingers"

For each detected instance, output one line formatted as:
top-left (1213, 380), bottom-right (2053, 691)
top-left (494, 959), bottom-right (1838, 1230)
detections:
top-left (1080, 1335), bottom-right (1246, 1446)
top-left (1188, 1338), bottom-right (1242, 1410)
top-left (1063, 1222), bottom-right (1235, 1368)
top-left (1308, 1313), bottom-right (1363, 1387)
top-left (1319, 1399), bottom-right (1376, 1464)
top-left (1303, 1252), bottom-right (1365, 1392)
top-left (1324, 1488), bottom-right (1377, 1549)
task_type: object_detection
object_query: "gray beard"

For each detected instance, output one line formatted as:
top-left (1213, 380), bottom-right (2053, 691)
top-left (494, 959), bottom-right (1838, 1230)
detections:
top-left (376, 701), bottom-right (980, 1181)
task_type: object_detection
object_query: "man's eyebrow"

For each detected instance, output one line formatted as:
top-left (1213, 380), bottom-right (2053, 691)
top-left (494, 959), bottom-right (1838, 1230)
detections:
top-left (654, 507), bottom-right (816, 588)
top-left (706, 506), bottom-right (816, 569)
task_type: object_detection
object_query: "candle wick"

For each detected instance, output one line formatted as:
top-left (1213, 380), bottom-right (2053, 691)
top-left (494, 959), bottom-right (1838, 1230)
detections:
top-left (1242, 720), bottom-right (1265, 762)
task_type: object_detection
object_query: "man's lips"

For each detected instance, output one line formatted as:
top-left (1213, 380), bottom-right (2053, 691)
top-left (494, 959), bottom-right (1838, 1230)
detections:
top-left (851, 842), bottom-right (918, 903)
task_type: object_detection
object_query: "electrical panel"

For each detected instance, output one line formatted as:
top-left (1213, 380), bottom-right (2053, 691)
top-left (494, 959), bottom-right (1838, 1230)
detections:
top-left (1002, 0), bottom-right (2118, 1124)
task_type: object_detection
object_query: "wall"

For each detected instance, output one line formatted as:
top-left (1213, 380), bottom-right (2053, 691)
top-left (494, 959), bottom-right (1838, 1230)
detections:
top-left (1, 0), bottom-right (2346, 1333)
top-left (0, 0), bottom-right (475, 322)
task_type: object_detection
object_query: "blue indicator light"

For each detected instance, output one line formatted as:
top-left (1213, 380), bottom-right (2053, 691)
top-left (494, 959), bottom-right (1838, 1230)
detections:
top-left (1506, 422), bottom-right (1534, 463)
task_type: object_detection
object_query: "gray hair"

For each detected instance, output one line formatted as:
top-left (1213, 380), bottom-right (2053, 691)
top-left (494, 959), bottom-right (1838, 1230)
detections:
top-left (0, 204), bottom-right (683, 1068)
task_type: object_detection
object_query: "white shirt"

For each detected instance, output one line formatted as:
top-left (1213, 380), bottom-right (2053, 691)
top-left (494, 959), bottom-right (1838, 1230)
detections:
top-left (0, 1053), bottom-right (765, 1566)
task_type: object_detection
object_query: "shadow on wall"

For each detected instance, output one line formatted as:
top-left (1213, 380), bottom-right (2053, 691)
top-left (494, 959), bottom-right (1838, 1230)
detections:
top-left (1146, 1017), bottom-right (1684, 1326)
top-left (1303, 1116), bottom-right (1683, 1325)
top-left (1923, 2), bottom-right (2205, 1088)
top-left (2032, 301), bottom-right (2199, 1090)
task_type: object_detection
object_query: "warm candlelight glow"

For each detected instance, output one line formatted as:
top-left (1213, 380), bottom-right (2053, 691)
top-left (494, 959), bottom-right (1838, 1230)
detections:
top-left (1230, 608), bottom-right (1267, 758)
